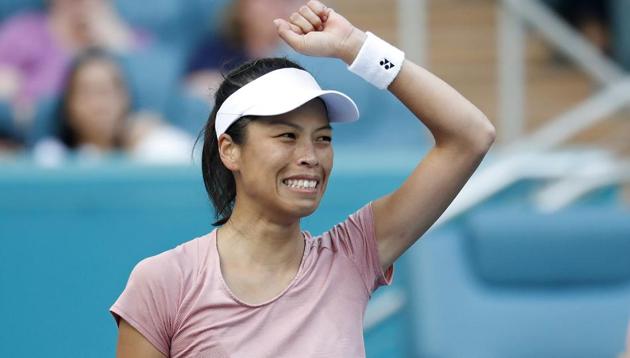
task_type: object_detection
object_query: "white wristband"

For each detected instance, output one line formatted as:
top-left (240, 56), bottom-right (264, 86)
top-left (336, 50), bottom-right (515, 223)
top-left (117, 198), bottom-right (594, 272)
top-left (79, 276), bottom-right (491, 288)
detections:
top-left (348, 32), bottom-right (405, 90)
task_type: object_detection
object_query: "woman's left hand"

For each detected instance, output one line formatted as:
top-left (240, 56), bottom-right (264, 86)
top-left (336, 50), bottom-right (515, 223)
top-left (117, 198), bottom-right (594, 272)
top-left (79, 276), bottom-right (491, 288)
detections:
top-left (273, 0), bottom-right (366, 64)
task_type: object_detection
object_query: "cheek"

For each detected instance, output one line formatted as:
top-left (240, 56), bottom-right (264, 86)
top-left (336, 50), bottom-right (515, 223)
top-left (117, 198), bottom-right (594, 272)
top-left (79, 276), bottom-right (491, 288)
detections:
top-left (68, 101), bottom-right (90, 127)
top-left (320, 147), bottom-right (334, 175)
top-left (241, 143), bottom-right (289, 181)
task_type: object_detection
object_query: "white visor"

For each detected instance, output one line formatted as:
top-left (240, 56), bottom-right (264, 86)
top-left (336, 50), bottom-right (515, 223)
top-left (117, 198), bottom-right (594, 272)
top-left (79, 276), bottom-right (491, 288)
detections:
top-left (215, 68), bottom-right (359, 138)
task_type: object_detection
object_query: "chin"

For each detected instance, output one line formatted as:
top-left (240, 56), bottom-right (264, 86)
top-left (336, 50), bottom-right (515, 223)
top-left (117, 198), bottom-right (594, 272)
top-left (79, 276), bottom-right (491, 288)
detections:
top-left (283, 200), bottom-right (321, 220)
top-left (295, 204), bottom-right (319, 218)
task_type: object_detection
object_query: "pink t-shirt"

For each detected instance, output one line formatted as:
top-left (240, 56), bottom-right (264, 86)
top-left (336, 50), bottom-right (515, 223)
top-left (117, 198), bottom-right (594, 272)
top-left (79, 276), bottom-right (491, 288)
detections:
top-left (110, 203), bottom-right (393, 357)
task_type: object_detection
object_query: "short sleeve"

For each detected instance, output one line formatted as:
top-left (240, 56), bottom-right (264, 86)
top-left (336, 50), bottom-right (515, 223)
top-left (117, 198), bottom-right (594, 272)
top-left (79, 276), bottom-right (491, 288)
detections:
top-left (110, 253), bottom-right (183, 356)
top-left (327, 202), bottom-right (393, 293)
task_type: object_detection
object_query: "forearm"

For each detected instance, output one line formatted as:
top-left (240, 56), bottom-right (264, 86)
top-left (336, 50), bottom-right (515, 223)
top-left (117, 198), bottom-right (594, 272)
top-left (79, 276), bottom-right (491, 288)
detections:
top-left (338, 29), bottom-right (496, 152)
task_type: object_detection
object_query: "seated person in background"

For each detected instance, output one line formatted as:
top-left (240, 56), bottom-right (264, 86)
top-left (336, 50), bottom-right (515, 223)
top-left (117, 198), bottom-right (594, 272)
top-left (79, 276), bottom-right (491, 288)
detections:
top-left (545, 0), bottom-right (611, 56)
top-left (185, 0), bottom-right (300, 99)
top-left (0, 0), bottom-right (147, 126)
top-left (34, 48), bottom-right (192, 164)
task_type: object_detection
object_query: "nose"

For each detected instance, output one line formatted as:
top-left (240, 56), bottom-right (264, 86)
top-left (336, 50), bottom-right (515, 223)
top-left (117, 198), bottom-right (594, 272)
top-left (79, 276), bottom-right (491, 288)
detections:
top-left (296, 140), bottom-right (319, 167)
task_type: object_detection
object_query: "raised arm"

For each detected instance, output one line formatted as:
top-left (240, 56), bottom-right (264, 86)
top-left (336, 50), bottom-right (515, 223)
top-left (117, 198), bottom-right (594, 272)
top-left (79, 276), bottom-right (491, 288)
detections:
top-left (371, 59), bottom-right (495, 270)
top-left (275, 0), bottom-right (495, 271)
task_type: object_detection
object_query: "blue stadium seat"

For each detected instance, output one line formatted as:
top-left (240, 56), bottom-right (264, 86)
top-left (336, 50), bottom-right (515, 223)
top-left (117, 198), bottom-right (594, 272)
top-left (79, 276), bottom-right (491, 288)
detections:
top-left (120, 45), bottom-right (184, 115)
top-left (114, 0), bottom-right (229, 54)
top-left (164, 92), bottom-right (211, 136)
top-left (26, 95), bottom-right (59, 146)
top-left (407, 207), bottom-right (630, 358)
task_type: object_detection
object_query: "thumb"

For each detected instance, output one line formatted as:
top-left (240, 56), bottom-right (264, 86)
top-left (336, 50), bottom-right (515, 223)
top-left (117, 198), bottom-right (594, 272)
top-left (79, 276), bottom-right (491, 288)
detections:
top-left (274, 18), bottom-right (305, 51)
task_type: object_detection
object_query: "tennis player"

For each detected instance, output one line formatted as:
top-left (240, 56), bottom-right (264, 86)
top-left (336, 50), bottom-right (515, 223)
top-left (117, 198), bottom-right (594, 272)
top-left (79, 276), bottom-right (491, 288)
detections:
top-left (110, 1), bottom-right (495, 357)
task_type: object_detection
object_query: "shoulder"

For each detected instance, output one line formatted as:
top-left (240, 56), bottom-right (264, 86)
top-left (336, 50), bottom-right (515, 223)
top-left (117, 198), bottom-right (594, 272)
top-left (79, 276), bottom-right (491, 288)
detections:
top-left (309, 203), bottom-right (375, 251)
top-left (326, 203), bottom-right (375, 240)
top-left (128, 233), bottom-right (210, 291)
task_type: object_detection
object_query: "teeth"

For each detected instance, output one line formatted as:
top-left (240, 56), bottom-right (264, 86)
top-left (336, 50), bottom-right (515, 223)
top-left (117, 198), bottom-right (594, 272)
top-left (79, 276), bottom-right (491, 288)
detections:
top-left (283, 179), bottom-right (318, 189)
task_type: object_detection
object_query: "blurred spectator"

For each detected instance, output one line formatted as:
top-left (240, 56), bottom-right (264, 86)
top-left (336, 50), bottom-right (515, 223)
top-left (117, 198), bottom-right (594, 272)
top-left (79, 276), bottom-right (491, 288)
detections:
top-left (609, 0), bottom-right (630, 71)
top-left (185, 0), bottom-right (300, 99)
top-left (545, 0), bottom-right (630, 71)
top-left (33, 48), bottom-right (192, 165)
top-left (546, 0), bottom-right (611, 56)
top-left (0, 0), bottom-right (148, 128)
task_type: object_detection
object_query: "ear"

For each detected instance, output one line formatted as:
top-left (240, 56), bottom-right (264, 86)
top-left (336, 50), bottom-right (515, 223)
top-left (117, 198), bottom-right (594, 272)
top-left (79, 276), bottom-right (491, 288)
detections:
top-left (218, 133), bottom-right (240, 171)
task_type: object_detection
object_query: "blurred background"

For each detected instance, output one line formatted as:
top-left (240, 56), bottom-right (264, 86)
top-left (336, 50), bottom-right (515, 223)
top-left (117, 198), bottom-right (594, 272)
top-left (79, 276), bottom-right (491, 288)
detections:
top-left (0, 0), bottom-right (629, 357)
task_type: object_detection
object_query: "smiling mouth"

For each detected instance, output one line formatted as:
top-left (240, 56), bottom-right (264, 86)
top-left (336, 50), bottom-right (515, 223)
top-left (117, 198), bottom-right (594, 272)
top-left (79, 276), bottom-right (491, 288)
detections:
top-left (282, 178), bottom-right (319, 191)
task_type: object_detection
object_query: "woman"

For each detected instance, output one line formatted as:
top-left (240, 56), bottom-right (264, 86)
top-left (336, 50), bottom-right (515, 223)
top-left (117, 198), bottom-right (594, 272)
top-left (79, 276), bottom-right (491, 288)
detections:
top-left (35, 48), bottom-right (192, 163)
top-left (111, 1), bottom-right (495, 357)
top-left (53, 48), bottom-right (131, 153)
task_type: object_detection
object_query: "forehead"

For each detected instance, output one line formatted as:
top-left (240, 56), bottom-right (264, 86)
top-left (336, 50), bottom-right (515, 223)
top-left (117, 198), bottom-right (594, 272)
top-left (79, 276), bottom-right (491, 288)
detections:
top-left (255, 98), bottom-right (330, 129)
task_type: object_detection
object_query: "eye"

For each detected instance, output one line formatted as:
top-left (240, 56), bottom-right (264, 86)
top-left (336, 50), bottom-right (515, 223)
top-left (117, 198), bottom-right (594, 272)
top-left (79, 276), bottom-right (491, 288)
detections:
top-left (317, 135), bottom-right (332, 143)
top-left (277, 132), bottom-right (296, 140)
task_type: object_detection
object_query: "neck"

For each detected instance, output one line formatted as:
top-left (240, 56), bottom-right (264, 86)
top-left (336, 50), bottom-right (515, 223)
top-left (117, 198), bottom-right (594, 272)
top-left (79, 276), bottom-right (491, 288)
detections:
top-left (218, 200), bottom-right (303, 270)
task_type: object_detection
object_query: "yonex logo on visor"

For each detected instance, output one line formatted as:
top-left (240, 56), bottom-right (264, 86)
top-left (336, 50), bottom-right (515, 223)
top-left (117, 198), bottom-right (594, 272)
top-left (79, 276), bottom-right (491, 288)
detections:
top-left (215, 68), bottom-right (359, 138)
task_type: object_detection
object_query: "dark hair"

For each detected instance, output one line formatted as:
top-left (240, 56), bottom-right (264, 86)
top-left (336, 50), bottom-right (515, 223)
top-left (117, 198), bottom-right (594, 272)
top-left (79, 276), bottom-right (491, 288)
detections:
top-left (201, 57), bottom-right (306, 226)
top-left (56, 48), bottom-right (131, 148)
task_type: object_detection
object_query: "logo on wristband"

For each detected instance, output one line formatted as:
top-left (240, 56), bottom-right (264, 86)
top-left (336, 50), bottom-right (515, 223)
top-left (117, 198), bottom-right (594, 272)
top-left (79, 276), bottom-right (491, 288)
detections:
top-left (379, 58), bottom-right (394, 70)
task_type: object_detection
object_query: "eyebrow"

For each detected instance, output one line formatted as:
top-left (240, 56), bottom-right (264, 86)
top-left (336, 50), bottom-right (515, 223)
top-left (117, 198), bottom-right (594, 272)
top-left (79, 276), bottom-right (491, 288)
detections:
top-left (266, 119), bottom-right (332, 131)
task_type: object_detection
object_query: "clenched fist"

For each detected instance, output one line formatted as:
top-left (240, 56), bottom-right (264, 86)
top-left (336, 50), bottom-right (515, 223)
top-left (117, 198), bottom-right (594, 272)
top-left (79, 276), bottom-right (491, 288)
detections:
top-left (273, 0), bottom-right (366, 64)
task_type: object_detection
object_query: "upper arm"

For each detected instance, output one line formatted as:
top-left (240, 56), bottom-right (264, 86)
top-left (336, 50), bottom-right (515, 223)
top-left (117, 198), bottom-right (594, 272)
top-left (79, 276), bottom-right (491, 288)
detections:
top-left (110, 252), bottom-right (188, 358)
top-left (372, 143), bottom-right (489, 270)
top-left (116, 318), bottom-right (167, 358)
